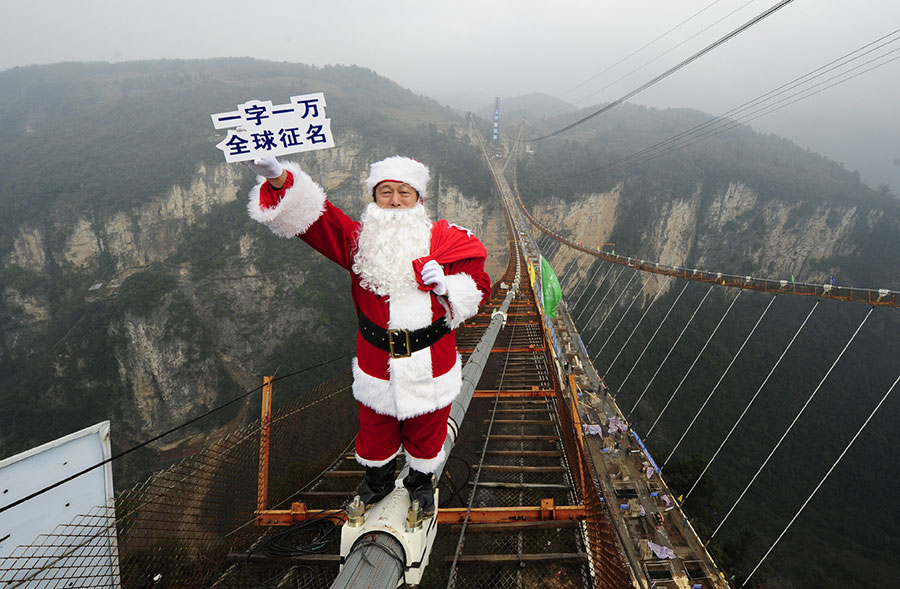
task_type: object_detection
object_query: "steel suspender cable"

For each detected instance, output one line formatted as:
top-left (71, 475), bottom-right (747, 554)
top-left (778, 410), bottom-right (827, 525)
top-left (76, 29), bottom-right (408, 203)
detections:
top-left (645, 290), bottom-right (743, 438)
top-left (550, 239), bottom-right (562, 262)
top-left (587, 271), bottom-right (640, 347)
top-left (600, 51), bottom-right (900, 179)
top-left (573, 261), bottom-right (608, 313)
top-left (579, 266), bottom-right (625, 328)
top-left (594, 276), bottom-right (650, 363)
top-left (604, 277), bottom-right (672, 375)
top-left (541, 237), bottom-right (553, 258)
top-left (709, 306), bottom-right (874, 541)
top-left (616, 280), bottom-right (690, 391)
top-left (551, 240), bottom-right (563, 262)
top-left (685, 300), bottom-right (820, 501)
top-left (743, 369), bottom-right (900, 586)
top-left (575, 263), bottom-right (616, 322)
top-left (526, 0), bottom-right (797, 141)
top-left (664, 295), bottom-right (777, 467)
top-left (563, 269), bottom-right (587, 303)
top-left (560, 256), bottom-right (580, 290)
top-left (562, 262), bottom-right (579, 290)
top-left (629, 285), bottom-right (713, 415)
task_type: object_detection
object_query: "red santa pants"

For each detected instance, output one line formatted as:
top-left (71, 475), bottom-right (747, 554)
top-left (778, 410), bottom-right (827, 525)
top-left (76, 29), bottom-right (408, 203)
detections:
top-left (355, 402), bottom-right (451, 473)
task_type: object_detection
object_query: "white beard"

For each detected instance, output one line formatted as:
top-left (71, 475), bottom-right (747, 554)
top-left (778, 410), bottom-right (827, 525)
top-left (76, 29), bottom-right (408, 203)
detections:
top-left (352, 202), bottom-right (432, 297)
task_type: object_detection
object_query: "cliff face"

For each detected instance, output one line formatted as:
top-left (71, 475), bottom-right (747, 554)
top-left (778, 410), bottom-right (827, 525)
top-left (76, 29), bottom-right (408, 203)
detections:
top-left (9, 164), bottom-right (242, 275)
top-left (0, 136), bottom-right (506, 457)
top-left (532, 180), bottom-right (892, 296)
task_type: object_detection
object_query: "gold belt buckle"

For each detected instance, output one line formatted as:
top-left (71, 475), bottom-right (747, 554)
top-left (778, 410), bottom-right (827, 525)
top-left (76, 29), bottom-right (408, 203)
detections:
top-left (388, 329), bottom-right (412, 359)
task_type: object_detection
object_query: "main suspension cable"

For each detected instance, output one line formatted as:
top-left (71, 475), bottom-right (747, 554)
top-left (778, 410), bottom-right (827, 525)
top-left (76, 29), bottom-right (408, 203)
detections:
top-left (526, 0), bottom-right (797, 141)
top-left (566, 30), bottom-right (900, 182)
top-left (548, 0), bottom-right (728, 109)
top-left (568, 0), bottom-right (757, 110)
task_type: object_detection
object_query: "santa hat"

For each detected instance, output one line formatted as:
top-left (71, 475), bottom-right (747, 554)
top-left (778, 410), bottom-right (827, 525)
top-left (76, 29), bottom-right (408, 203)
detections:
top-left (365, 156), bottom-right (430, 199)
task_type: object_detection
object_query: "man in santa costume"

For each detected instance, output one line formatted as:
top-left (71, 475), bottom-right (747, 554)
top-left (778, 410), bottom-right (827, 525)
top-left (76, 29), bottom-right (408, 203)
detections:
top-left (245, 155), bottom-right (490, 516)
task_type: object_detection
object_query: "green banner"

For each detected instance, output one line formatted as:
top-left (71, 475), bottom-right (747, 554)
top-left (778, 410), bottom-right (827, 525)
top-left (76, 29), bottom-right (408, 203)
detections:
top-left (541, 256), bottom-right (561, 318)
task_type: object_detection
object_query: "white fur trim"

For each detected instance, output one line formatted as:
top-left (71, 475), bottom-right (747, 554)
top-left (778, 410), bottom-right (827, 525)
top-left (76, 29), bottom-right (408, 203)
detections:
top-left (389, 345), bottom-right (435, 417)
top-left (247, 161), bottom-right (327, 237)
top-left (365, 156), bottom-right (430, 199)
top-left (395, 354), bottom-right (461, 420)
top-left (352, 354), bottom-right (463, 420)
top-left (443, 273), bottom-right (484, 329)
top-left (352, 358), bottom-right (395, 416)
top-left (407, 447), bottom-right (446, 474)
top-left (388, 288), bottom-right (433, 331)
top-left (355, 446), bottom-right (402, 468)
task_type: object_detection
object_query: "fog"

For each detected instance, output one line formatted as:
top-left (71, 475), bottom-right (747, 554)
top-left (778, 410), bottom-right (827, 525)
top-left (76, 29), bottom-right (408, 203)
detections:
top-left (4, 0), bottom-right (899, 190)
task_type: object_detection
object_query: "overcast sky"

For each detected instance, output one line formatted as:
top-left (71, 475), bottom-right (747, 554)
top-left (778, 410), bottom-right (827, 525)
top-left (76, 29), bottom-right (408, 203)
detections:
top-left (3, 0), bottom-right (899, 190)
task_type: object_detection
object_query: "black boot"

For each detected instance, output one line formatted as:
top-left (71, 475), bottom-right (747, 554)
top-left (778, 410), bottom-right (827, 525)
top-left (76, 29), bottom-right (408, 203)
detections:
top-left (358, 458), bottom-right (397, 507)
top-left (403, 469), bottom-right (436, 517)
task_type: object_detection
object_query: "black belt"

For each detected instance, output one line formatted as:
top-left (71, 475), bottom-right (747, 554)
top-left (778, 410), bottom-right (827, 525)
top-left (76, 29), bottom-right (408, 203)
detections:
top-left (358, 312), bottom-right (450, 359)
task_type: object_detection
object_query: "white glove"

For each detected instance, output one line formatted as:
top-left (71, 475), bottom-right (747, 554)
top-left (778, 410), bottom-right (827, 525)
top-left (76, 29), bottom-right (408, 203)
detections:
top-left (421, 260), bottom-right (447, 296)
top-left (246, 156), bottom-right (283, 179)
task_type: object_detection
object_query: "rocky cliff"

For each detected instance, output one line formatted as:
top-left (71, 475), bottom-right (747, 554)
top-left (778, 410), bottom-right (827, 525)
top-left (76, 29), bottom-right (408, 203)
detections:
top-left (532, 180), bottom-right (896, 298)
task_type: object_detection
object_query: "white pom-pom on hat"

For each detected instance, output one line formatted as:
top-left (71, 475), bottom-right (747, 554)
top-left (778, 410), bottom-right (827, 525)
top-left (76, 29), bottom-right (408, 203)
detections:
top-left (365, 156), bottom-right (430, 199)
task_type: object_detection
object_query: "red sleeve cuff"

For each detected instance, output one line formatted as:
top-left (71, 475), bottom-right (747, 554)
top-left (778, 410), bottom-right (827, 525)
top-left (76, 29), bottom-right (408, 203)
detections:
top-left (258, 171), bottom-right (295, 210)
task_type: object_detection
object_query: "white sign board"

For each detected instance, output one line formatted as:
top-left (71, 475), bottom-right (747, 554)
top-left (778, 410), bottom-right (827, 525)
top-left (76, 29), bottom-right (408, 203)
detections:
top-left (211, 92), bottom-right (335, 162)
top-left (0, 421), bottom-right (120, 587)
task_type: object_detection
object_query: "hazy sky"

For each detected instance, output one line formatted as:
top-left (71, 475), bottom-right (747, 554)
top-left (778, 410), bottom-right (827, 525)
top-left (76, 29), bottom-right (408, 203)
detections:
top-left (4, 0), bottom-right (899, 190)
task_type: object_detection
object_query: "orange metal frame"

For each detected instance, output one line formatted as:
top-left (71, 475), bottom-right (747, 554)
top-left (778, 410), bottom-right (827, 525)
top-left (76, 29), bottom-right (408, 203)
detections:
top-left (567, 373), bottom-right (588, 496)
top-left (437, 499), bottom-right (586, 524)
top-left (256, 376), bottom-right (274, 515)
top-left (254, 499), bottom-right (585, 527)
top-left (473, 389), bottom-right (556, 397)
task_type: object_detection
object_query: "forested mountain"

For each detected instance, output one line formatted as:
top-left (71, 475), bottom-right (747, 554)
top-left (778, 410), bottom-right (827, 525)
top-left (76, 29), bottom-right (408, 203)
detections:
top-left (1, 59), bottom-right (898, 587)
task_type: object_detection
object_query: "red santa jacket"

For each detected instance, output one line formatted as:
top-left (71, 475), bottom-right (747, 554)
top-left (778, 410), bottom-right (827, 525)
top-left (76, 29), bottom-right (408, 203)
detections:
top-left (248, 162), bottom-right (491, 420)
